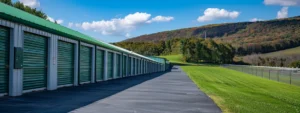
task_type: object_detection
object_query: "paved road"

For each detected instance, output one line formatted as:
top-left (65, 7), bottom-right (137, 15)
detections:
top-left (0, 66), bottom-right (221, 113)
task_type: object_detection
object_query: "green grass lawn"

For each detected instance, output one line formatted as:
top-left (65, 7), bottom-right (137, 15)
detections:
top-left (162, 55), bottom-right (300, 113)
top-left (160, 54), bottom-right (183, 63)
top-left (181, 65), bottom-right (300, 113)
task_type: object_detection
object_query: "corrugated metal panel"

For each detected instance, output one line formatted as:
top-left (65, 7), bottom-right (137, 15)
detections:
top-left (96, 49), bottom-right (104, 81)
top-left (128, 57), bottom-right (131, 76)
top-left (23, 32), bottom-right (47, 90)
top-left (116, 54), bottom-right (121, 78)
top-left (0, 26), bottom-right (9, 93)
top-left (79, 45), bottom-right (92, 83)
top-left (57, 41), bottom-right (74, 86)
top-left (107, 52), bottom-right (113, 79)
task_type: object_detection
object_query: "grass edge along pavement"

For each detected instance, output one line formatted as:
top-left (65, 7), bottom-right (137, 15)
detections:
top-left (160, 55), bottom-right (300, 113)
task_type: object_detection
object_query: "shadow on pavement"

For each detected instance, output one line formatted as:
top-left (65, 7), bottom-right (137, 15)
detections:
top-left (0, 71), bottom-right (169, 113)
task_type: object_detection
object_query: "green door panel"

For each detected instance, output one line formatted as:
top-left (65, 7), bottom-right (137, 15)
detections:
top-left (107, 52), bottom-right (114, 79)
top-left (133, 58), bottom-right (135, 75)
top-left (0, 26), bottom-right (9, 94)
top-left (57, 41), bottom-right (74, 86)
top-left (127, 57), bottom-right (131, 76)
top-left (96, 49), bottom-right (104, 81)
top-left (23, 32), bottom-right (47, 90)
top-left (122, 55), bottom-right (127, 76)
top-left (116, 54), bottom-right (121, 78)
top-left (80, 45), bottom-right (92, 83)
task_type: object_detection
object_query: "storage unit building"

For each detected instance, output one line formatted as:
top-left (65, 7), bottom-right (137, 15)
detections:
top-left (0, 2), bottom-right (167, 97)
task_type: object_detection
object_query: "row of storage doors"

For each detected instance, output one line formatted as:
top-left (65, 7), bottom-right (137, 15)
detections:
top-left (0, 26), bottom-right (156, 94)
top-left (0, 26), bottom-right (111, 94)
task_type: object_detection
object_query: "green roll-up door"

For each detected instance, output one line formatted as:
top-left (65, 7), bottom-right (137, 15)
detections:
top-left (23, 33), bottom-right (47, 90)
top-left (57, 41), bottom-right (74, 86)
top-left (127, 57), bottom-right (131, 76)
top-left (80, 46), bottom-right (92, 83)
top-left (96, 49), bottom-right (104, 81)
top-left (116, 54), bottom-right (121, 78)
top-left (0, 26), bottom-right (9, 94)
top-left (122, 55), bottom-right (127, 76)
top-left (137, 59), bottom-right (139, 74)
top-left (133, 58), bottom-right (135, 75)
top-left (107, 52), bottom-right (113, 79)
top-left (137, 59), bottom-right (139, 75)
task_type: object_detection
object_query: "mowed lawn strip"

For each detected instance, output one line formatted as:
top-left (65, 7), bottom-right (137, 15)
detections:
top-left (181, 65), bottom-right (300, 113)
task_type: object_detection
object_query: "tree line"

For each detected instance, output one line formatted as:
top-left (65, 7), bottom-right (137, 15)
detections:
top-left (1, 0), bottom-right (47, 19)
top-left (180, 38), bottom-right (235, 63)
top-left (114, 38), bottom-right (235, 64)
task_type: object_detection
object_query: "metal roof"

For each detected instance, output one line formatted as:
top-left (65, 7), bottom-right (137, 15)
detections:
top-left (0, 2), bottom-right (157, 62)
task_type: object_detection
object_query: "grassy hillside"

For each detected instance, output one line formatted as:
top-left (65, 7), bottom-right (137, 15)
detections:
top-left (241, 46), bottom-right (300, 67)
top-left (258, 46), bottom-right (300, 57)
top-left (160, 54), bottom-right (183, 63)
top-left (162, 55), bottom-right (300, 113)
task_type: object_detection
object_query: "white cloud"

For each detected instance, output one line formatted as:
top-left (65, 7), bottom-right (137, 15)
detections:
top-left (197, 8), bottom-right (240, 22)
top-left (250, 18), bottom-right (263, 22)
top-left (19, 0), bottom-right (40, 8)
top-left (125, 33), bottom-right (131, 38)
top-left (74, 12), bottom-right (173, 37)
top-left (146, 16), bottom-right (174, 23)
top-left (264, 0), bottom-right (300, 6)
top-left (68, 23), bottom-right (74, 28)
top-left (47, 16), bottom-right (64, 24)
top-left (277, 7), bottom-right (289, 19)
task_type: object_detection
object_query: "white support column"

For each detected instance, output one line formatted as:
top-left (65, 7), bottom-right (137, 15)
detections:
top-left (9, 24), bottom-right (23, 96)
top-left (74, 43), bottom-right (79, 86)
top-left (104, 50), bottom-right (108, 80)
top-left (47, 35), bottom-right (58, 91)
top-left (91, 47), bottom-right (95, 83)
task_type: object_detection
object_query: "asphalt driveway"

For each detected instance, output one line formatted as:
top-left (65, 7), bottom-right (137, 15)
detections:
top-left (0, 66), bottom-right (221, 113)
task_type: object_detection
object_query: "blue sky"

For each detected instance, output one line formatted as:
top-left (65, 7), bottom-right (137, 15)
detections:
top-left (14, 0), bottom-right (300, 42)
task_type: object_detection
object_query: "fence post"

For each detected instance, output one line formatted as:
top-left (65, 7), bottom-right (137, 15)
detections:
top-left (290, 71), bottom-right (292, 85)
top-left (262, 69), bottom-right (263, 78)
top-left (277, 70), bottom-right (280, 82)
top-left (256, 68), bottom-right (258, 76)
top-left (261, 69), bottom-right (263, 77)
top-left (269, 70), bottom-right (271, 80)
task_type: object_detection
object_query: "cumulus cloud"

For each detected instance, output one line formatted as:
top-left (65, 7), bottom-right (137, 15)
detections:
top-left (277, 7), bottom-right (289, 19)
top-left (47, 16), bottom-right (64, 24)
top-left (264, 0), bottom-right (300, 6)
top-left (197, 8), bottom-right (240, 22)
top-left (73, 12), bottom-right (173, 37)
top-left (250, 18), bottom-right (263, 22)
top-left (146, 16), bottom-right (174, 23)
top-left (19, 0), bottom-right (40, 8)
top-left (68, 23), bottom-right (74, 28)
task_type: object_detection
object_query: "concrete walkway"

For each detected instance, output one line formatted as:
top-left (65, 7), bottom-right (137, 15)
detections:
top-left (0, 66), bottom-right (221, 113)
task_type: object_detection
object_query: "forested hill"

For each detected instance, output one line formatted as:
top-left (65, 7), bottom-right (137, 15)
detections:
top-left (124, 16), bottom-right (300, 43)
top-left (121, 16), bottom-right (300, 55)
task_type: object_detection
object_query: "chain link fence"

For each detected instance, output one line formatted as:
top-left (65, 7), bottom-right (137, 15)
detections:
top-left (222, 64), bottom-right (300, 86)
